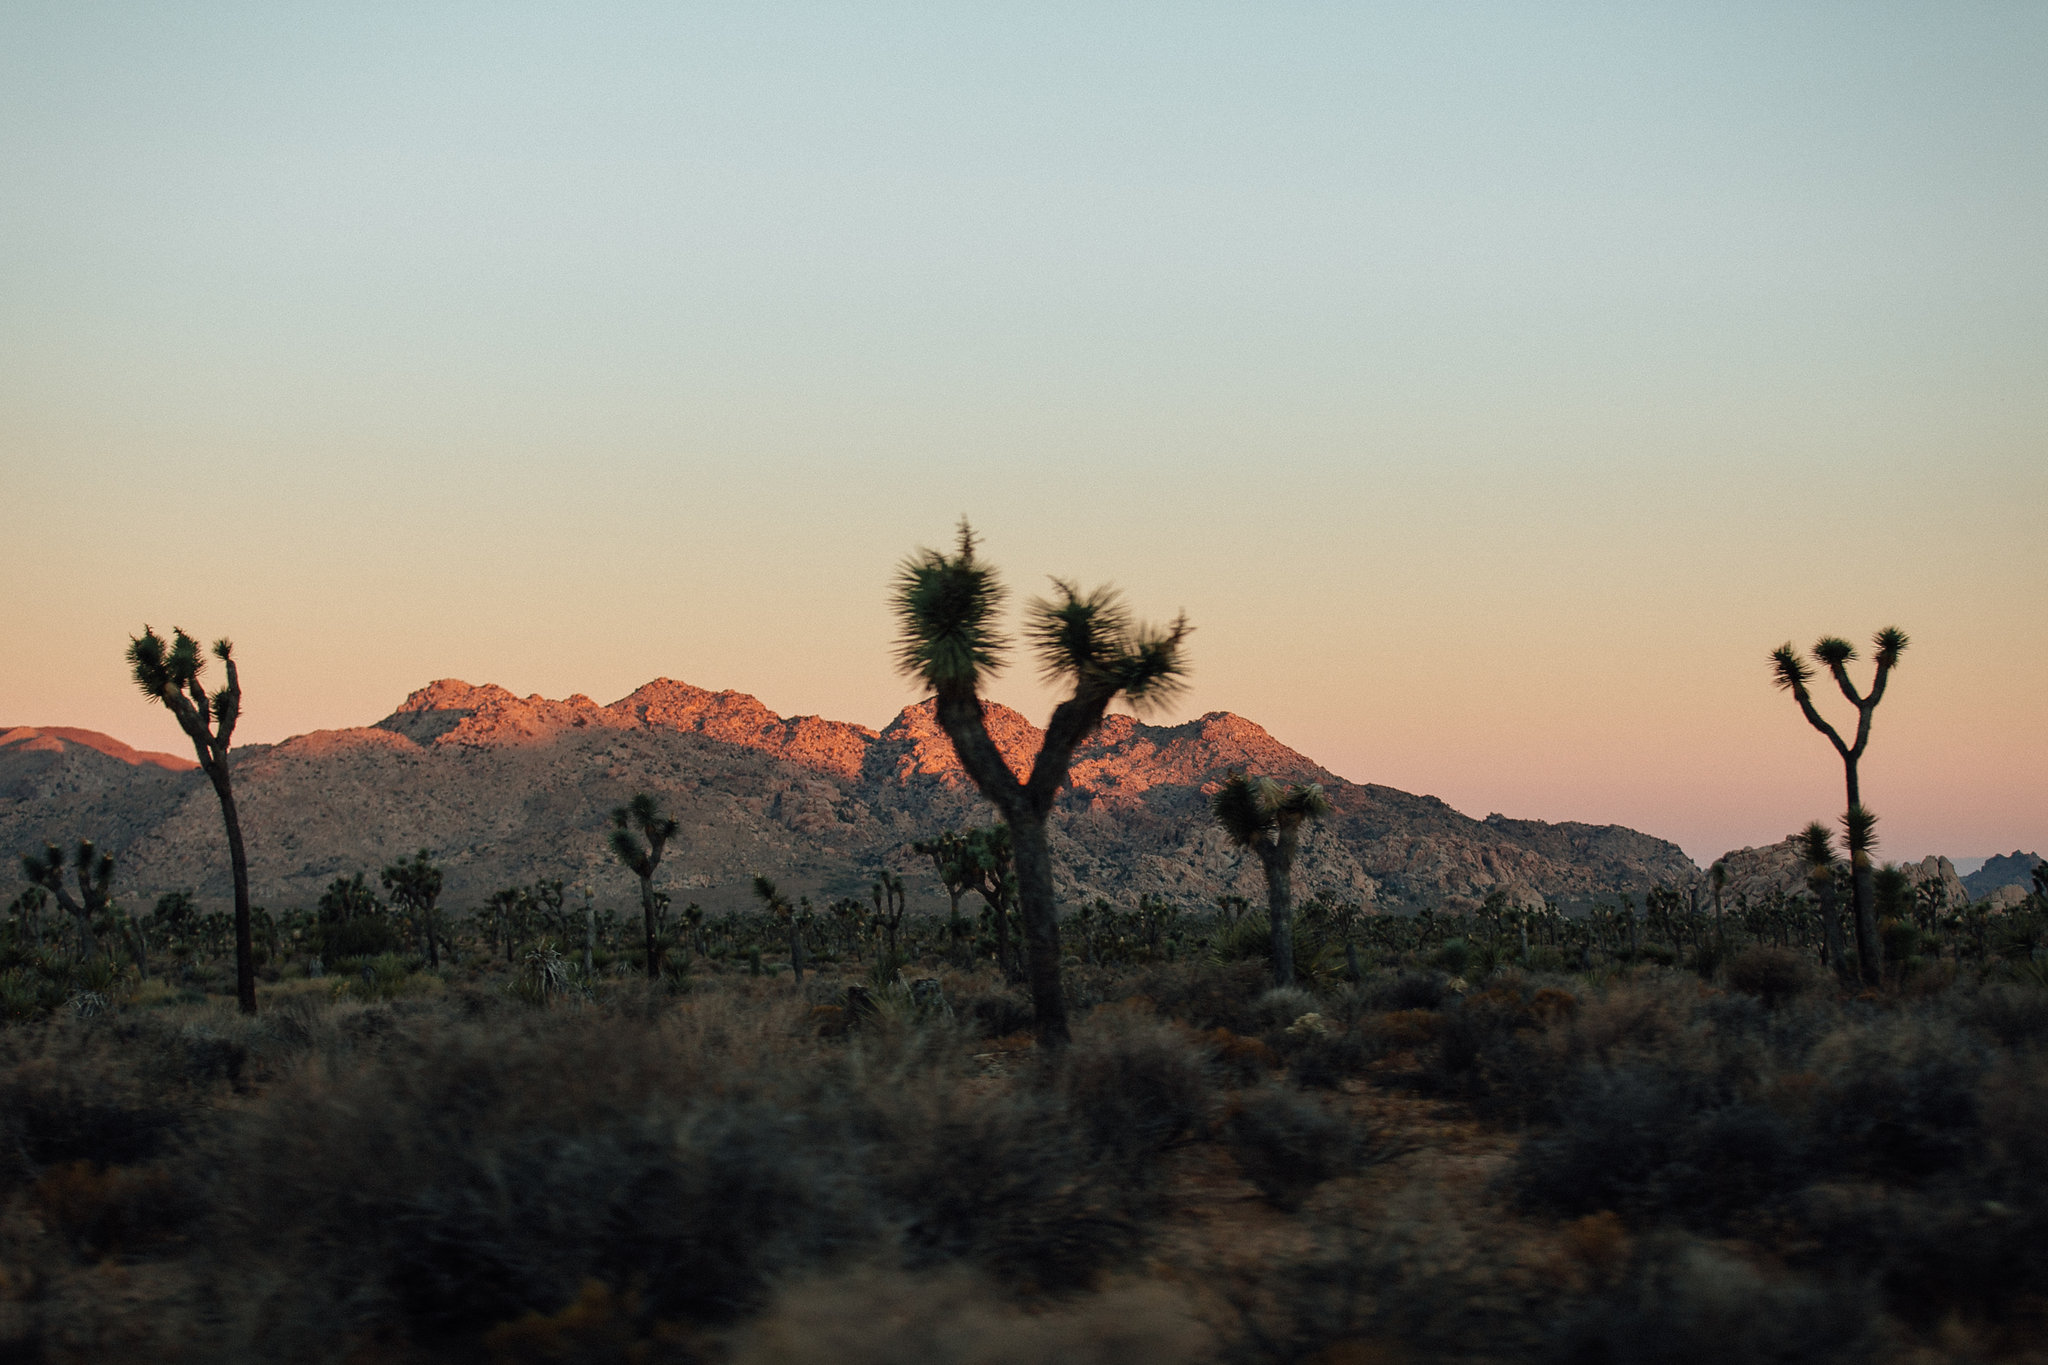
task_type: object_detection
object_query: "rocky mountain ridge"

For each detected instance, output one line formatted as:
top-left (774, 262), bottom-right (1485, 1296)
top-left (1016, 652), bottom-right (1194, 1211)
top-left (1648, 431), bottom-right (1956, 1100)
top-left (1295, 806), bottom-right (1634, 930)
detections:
top-left (4, 678), bottom-right (1703, 915)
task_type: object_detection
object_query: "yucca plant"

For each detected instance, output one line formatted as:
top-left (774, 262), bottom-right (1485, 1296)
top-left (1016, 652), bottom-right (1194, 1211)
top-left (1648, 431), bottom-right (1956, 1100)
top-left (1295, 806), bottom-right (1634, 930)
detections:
top-left (128, 626), bottom-right (258, 1012)
top-left (1771, 626), bottom-right (1907, 986)
top-left (1211, 773), bottom-right (1333, 986)
top-left (610, 793), bottom-right (679, 980)
top-left (891, 521), bottom-right (1190, 1046)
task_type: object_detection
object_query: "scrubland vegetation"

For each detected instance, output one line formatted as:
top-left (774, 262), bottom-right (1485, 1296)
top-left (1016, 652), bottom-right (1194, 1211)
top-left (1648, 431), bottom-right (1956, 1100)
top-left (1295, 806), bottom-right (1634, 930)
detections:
top-left (5, 888), bottom-right (2048, 1363)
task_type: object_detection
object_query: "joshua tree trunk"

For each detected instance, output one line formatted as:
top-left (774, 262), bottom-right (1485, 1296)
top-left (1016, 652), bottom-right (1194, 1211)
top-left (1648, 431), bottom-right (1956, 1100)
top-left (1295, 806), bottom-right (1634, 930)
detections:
top-left (934, 692), bottom-right (1076, 1046)
top-left (1819, 875), bottom-right (1849, 981)
top-left (204, 771), bottom-right (257, 1013)
top-left (638, 872), bottom-right (658, 979)
top-left (1007, 817), bottom-right (1065, 1037)
top-left (1258, 841), bottom-right (1295, 987)
top-left (1849, 837), bottom-right (1880, 986)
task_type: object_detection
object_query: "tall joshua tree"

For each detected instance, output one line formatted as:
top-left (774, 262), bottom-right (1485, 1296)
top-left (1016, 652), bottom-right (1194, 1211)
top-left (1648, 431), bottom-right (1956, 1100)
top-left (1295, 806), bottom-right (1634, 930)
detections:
top-left (23, 840), bottom-right (116, 961)
top-left (610, 793), bottom-right (679, 980)
top-left (1210, 773), bottom-right (1333, 987)
top-left (128, 627), bottom-right (256, 1013)
top-left (892, 522), bottom-right (1190, 1047)
top-left (1771, 627), bottom-right (1907, 986)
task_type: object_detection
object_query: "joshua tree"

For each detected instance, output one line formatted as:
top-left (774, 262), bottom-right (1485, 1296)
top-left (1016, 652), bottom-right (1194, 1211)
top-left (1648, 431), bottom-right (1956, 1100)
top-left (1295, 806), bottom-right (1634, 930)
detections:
top-left (914, 826), bottom-right (1019, 978)
top-left (1795, 821), bottom-right (1850, 982)
top-left (752, 875), bottom-right (802, 981)
top-left (128, 627), bottom-right (256, 1012)
top-left (1210, 773), bottom-right (1333, 986)
top-left (22, 840), bottom-right (116, 961)
top-left (870, 869), bottom-right (908, 968)
top-left (610, 793), bottom-right (679, 980)
top-left (1771, 627), bottom-right (1907, 985)
top-left (891, 522), bottom-right (1190, 1046)
top-left (380, 849), bottom-right (445, 969)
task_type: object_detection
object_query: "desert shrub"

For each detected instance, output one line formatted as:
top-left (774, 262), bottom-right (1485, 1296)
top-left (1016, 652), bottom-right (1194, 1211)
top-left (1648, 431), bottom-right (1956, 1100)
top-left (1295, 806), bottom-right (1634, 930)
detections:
top-left (886, 1087), bottom-right (1156, 1292)
top-left (1951, 980), bottom-right (2048, 1049)
top-left (1546, 1236), bottom-right (1878, 1364)
top-left (1222, 1085), bottom-right (1365, 1211)
top-left (1060, 1014), bottom-right (1212, 1161)
top-left (1279, 1026), bottom-right (1375, 1090)
top-left (314, 914), bottom-right (398, 960)
top-left (1428, 938), bottom-right (1473, 976)
top-left (1247, 986), bottom-right (1321, 1035)
top-left (955, 986), bottom-right (1032, 1040)
top-left (1132, 959), bottom-right (1270, 1033)
top-left (1427, 985), bottom-right (1540, 1101)
top-left (1362, 970), bottom-right (1450, 1013)
top-left (1724, 946), bottom-right (1816, 1007)
top-left (194, 999), bottom-right (873, 1354)
top-left (1514, 1063), bottom-right (1810, 1228)
top-left (1200, 1026), bottom-right (1282, 1085)
top-left (1808, 1016), bottom-right (1987, 1180)
top-left (0, 1024), bottom-right (200, 1192)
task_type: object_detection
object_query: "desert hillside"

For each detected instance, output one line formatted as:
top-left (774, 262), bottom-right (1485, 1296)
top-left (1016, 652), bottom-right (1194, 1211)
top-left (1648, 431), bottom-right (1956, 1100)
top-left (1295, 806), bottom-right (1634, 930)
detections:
top-left (3, 680), bottom-right (1702, 914)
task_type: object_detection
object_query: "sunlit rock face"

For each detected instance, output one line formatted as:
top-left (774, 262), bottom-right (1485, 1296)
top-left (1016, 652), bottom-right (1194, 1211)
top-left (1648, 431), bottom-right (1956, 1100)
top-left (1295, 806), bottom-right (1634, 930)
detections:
top-left (3, 680), bottom-right (1700, 915)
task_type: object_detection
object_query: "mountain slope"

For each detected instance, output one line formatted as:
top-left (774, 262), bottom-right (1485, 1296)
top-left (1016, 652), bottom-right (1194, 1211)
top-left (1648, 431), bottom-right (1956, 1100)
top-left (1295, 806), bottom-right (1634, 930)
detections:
top-left (2, 680), bottom-right (1701, 915)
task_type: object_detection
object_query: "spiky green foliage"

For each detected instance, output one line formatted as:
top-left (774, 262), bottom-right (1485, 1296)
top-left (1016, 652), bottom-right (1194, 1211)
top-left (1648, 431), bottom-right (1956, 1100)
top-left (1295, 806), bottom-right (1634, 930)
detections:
top-left (1813, 636), bottom-right (1856, 667)
top-left (1769, 644), bottom-right (1813, 694)
top-left (1209, 772), bottom-right (1331, 987)
top-left (1796, 823), bottom-right (1837, 870)
top-left (1210, 774), bottom-right (1333, 847)
top-left (1026, 581), bottom-right (1191, 713)
top-left (610, 793), bottom-right (679, 879)
top-left (1841, 805), bottom-right (1878, 858)
top-left (891, 520), bottom-right (1009, 693)
top-left (1872, 626), bottom-right (1909, 667)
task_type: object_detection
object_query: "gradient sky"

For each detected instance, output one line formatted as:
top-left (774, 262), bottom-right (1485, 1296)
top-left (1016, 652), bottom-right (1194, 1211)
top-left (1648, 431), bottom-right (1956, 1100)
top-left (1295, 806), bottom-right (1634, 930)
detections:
top-left (3, 3), bottom-right (2043, 867)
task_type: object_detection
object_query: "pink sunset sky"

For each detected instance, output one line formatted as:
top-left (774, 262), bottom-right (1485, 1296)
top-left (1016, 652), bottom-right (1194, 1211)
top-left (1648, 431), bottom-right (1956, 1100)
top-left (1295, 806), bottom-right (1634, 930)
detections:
top-left (3, 5), bottom-right (2042, 867)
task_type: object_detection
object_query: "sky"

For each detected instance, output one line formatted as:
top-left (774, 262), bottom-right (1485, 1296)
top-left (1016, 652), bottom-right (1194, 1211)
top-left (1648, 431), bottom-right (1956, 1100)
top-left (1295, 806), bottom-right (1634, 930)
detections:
top-left (2, 2), bottom-right (2043, 867)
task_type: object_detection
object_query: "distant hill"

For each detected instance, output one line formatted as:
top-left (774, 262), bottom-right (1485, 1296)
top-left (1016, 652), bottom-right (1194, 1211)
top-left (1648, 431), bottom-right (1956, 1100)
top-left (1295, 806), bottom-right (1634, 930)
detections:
top-left (1, 678), bottom-right (1701, 916)
top-left (1964, 851), bottom-right (2045, 901)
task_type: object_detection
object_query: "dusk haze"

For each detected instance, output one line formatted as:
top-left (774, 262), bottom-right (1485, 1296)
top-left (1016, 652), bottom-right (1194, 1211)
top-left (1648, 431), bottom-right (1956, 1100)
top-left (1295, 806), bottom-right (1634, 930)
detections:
top-left (4, 7), bottom-right (2048, 1360)
top-left (6, 6), bottom-right (2042, 866)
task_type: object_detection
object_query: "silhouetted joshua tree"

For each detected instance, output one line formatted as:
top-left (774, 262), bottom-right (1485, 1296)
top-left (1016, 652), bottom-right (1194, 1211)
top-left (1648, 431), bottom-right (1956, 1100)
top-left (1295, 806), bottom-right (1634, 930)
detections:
top-left (610, 793), bottom-right (679, 980)
top-left (380, 849), bottom-right (445, 970)
top-left (752, 875), bottom-right (802, 982)
top-left (870, 869), bottom-right (908, 969)
top-left (914, 826), bottom-right (1020, 979)
top-left (1796, 821), bottom-right (1850, 982)
top-left (1771, 627), bottom-right (1907, 985)
top-left (892, 521), bottom-right (1190, 1046)
top-left (22, 840), bottom-right (115, 961)
top-left (1210, 773), bottom-right (1333, 986)
top-left (127, 628), bottom-right (257, 1013)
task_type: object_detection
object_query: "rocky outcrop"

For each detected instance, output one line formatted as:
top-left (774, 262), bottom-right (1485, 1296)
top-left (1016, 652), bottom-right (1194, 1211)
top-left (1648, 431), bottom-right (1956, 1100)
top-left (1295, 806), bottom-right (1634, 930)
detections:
top-left (1705, 837), bottom-right (1970, 910)
top-left (1964, 851), bottom-right (2044, 902)
top-left (3, 679), bottom-right (1702, 916)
